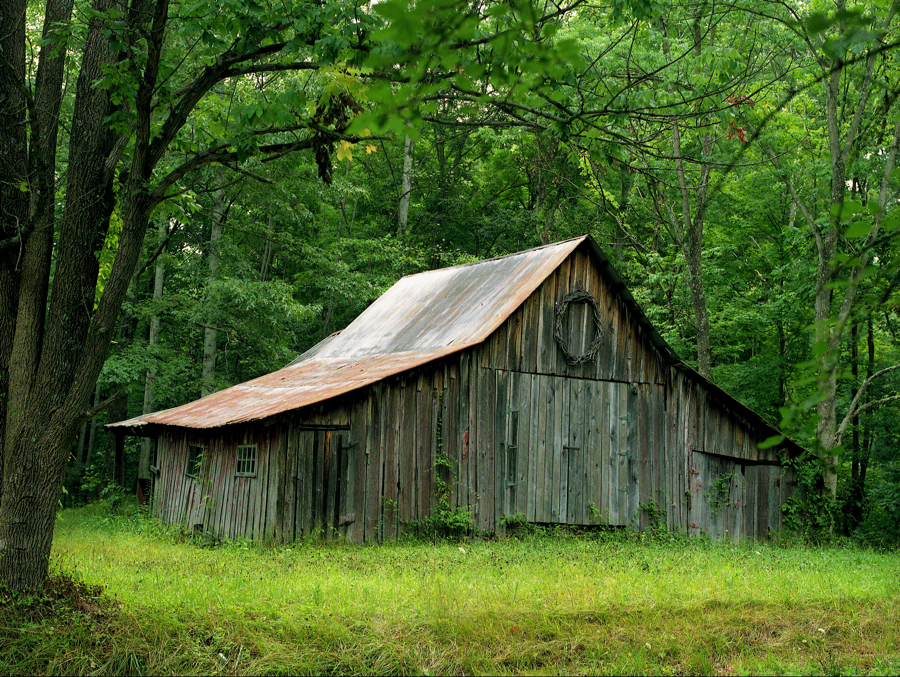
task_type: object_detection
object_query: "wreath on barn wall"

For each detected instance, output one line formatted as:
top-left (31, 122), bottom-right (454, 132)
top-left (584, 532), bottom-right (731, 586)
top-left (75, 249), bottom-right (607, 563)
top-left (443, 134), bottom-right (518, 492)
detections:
top-left (554, 288), bottom-right (604, 365)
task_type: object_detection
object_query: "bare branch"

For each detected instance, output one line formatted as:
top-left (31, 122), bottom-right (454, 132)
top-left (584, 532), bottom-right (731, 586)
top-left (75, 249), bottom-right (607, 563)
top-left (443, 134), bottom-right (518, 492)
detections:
top-left (81, 390), bottom-right (125, 423)
top-left (835, 363), bottom-right (900, 445)
top-left (222, 61), bottom-right (319, 77)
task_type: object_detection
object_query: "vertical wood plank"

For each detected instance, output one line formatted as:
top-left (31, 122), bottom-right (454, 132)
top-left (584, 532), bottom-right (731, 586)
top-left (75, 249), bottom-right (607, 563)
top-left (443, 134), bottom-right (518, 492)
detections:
top-left (325, 430), bottom-right (339, 539)
top-left (363, 386), bottom-right (384, 541)
top-left (606, 381), bottom-right (619, 524)
top-left (346, 397), bottom-right (368, 543)
top-left (397, 380), bottom-right (417, 537)
top-left (458, 351), bottom-right (471, 512)
top-left (491, 317), bottom-right (508, 371)
top-left (507, 308), bottom-right (522, 373)
top-left (253, 432), bottom-right (268, 539)
top-left (265, 430), bottom-right (280, 540)
top-left (522, 292), bottom-right (539, 373)
top-left (625, 383), bottom-right (639, 526)
top-left (417, 374), bottom-right (434, 527)
top-left (533, 375), bottom-right (548, 521)
top-left (537, 275), bottom-right (556, 374)
top-left (505, 369), bottom-right (519, 522)
top-left (222, 440), bottom-right (236, 538)
top-left (444, 364), bottom-right (459, 514)
top-left (549, 257), bottom-right (569, 376)
top-left (588, 379), bottom-right (603, 524)
top-left (493, 368), bottom-right (508, 534)
top-left (528, 373), bottom-right (542, 522)
top-left (468, 350), bottom-right (480, 527)
top-left (568, 378), bottom-right (585, 524)
top-left (382, 384), bottom-right (400, 540)
top-left (518, 372), bottom-right (533, 520)
top-left (637, 385), bottom-right (651, 530)
top-left (554, 376), bottom-right (569, 523)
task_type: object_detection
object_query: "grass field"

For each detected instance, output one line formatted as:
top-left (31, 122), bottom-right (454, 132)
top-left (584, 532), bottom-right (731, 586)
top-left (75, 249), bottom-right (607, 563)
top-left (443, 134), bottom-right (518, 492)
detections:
top-left (1, 504), bottom-right (899, 675)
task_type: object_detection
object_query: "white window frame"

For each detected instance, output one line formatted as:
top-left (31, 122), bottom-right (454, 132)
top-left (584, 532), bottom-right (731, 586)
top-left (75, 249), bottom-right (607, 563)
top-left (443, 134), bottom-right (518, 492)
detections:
top-left (235, 444), bottom-right (257, 477)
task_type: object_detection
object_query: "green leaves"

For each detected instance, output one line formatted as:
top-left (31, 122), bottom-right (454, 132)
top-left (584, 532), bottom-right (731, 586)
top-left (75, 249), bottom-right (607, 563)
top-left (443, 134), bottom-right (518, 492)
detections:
top-left (800, 6), bottom-right (883, 60)
top-left (829, 200), bottom-right (864, 222)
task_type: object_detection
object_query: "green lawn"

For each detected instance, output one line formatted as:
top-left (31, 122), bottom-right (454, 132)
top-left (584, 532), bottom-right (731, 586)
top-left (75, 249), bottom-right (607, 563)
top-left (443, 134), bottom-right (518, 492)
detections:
top-left (2, 505), bottom-right (899, 675)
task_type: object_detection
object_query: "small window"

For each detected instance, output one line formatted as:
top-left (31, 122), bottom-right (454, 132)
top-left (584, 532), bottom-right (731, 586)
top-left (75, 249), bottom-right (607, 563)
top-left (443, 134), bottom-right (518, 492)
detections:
top-left (236, 445), bottom-right (257, 477)
top-left (186, 445), bottom-right (204, 478)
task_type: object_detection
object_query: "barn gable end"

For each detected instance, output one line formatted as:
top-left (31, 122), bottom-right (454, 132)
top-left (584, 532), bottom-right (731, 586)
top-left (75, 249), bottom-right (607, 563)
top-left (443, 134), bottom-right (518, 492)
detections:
top-left (114, 236), bottom-right (799, 542)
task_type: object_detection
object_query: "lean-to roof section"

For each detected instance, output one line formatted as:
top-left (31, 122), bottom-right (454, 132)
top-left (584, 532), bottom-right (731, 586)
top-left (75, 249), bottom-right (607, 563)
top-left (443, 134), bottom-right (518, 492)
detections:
top-left (112, 236), bottom-right (585, 431)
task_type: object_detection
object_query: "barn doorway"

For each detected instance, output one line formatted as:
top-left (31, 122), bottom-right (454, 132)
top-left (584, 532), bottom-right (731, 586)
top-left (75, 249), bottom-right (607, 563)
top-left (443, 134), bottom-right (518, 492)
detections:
top-left (287, 427), bottom-right (352, 540)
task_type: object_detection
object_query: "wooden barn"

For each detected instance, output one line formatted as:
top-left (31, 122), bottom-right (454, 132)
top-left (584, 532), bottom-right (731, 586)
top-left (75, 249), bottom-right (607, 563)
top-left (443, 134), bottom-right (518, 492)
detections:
top-left (111, 235), bottom-right (800, 542)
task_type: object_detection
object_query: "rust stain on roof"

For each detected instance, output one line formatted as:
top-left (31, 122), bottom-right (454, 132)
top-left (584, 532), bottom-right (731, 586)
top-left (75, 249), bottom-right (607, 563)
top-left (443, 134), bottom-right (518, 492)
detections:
top-left (112, 236), bottom-right (586, 431)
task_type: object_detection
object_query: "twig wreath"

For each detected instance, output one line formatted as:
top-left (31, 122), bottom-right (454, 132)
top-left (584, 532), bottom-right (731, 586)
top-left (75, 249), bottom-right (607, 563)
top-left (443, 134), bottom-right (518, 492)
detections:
top-left (554, 288), bottom-right (603, 365)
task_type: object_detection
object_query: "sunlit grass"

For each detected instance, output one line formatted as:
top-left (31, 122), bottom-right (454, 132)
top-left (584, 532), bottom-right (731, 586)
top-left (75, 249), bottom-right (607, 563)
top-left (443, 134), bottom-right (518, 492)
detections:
top-left (1, 504), bottom-right (897, 675)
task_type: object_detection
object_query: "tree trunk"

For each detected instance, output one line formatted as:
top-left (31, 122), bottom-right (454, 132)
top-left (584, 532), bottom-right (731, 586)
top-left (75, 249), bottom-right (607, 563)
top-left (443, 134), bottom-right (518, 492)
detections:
top-left (201, 173), bottom-right (225, 397)
top-left (0, 0), bottom-right (28, 507)
top-left (104, 393), bottom-right (128, 487)
top-left (398, 134), bottom-right (414, 239)
top-left (139, 219), bottom-right (166, 480)
top-left (76, 421), bottom-right (88, 464)
top-left (259, 214), bottom-right (274, 282)
top-left (86, 382), bottom-right (101, 468)
top-left (0, 0), bottom-right (119, 591)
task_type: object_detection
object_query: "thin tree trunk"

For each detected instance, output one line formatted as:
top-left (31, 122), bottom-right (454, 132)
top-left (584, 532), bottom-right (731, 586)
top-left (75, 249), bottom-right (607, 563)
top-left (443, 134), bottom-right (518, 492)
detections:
top-left (76, 422), bottom-right (88, 464)
top-left (104, 393), bottom-right (128, 487)
top-left (201, 172), bottom-right (225, 398)
top-left (85, 382), bottom-right (101, 468)
top-left (260, 214), bottom-right (274, 282)
top-left (673, 120), bottom-right (713, 379)
top-left (398, 134), bottom-right (414, 239)
top-left (139, 219), bottom-right (166, 480)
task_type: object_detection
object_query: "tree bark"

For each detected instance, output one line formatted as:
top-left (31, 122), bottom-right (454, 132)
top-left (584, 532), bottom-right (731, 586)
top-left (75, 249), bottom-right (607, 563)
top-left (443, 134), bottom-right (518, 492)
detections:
top-left (0, 0), bottom-right (29, 505)
top-left (0, 0), bottom-right (118, 591)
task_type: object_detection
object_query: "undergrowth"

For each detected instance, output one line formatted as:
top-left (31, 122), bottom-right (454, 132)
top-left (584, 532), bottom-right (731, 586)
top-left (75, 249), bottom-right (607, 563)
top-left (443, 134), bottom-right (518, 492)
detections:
top-left (1, 504), bottom-right (897, 675)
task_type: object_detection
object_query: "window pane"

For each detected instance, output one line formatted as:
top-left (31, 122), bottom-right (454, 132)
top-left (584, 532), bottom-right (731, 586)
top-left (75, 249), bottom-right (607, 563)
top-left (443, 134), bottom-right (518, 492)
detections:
top-left (236, 445), bottom-right (257, 477)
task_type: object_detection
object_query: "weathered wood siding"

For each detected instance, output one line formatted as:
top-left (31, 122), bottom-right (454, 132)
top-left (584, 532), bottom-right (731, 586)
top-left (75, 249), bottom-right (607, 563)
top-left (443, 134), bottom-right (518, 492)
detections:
top-left (153, 241), bottom-right (795, 541)
top-left (153, 425), bottom-right (280, 539)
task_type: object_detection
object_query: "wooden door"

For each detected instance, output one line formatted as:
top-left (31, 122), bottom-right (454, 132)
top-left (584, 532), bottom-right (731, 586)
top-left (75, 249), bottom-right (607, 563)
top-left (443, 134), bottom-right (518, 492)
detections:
top-left (291, 429), bottom-right (349, 540)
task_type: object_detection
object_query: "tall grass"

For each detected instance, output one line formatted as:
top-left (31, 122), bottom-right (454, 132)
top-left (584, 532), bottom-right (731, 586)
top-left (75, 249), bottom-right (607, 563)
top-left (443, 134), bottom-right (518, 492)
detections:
top-left (2, 504), bottom-right (899, 675)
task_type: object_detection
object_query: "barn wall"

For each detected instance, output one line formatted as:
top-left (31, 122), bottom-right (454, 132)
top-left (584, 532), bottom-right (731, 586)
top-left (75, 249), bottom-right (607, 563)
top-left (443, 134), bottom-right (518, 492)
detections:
top-left (480, 243), bottom-right (665, 385)
top-left (152, 243), bottom-right (796, 543)
top-left (663, 367), bottom-right (797, 537)
top-left (153, 425), bottom-right (281, 540)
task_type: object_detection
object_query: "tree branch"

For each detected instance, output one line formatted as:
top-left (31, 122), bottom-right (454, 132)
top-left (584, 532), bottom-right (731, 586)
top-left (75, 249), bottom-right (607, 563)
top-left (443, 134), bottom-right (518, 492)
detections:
top-left (81, 390), bottom-right (125, 423)
top-left (835, 363), bottom-right (900, 445)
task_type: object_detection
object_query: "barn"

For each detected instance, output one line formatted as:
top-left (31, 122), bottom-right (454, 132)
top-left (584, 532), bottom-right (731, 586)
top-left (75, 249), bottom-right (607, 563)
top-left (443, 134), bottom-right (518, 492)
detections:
top-left (111, 235), bottom-right (800, 542)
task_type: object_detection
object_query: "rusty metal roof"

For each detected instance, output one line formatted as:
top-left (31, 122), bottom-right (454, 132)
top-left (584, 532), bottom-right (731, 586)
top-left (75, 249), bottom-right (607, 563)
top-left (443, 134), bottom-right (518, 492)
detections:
top-left (111, 236), bottom-right (586, 431)
top-left (111, 234), bottom-right (800, 452)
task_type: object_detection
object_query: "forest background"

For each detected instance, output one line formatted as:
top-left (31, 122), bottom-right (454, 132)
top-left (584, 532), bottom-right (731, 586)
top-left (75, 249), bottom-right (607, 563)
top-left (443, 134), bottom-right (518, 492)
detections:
top-left (2, 0), bottom-right (900, 591)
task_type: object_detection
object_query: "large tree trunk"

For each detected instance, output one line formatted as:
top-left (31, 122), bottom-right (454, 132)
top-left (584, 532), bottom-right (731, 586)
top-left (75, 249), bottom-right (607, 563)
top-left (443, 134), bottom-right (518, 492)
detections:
top-left (0, 0), bottom-right (159, 591)
top-left (0, 0), bottom-right (28, 505)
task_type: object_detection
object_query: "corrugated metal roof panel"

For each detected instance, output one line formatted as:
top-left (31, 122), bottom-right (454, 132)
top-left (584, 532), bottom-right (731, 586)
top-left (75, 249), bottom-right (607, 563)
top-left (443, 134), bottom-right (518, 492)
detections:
top-left (111, 237), bottom-right (585, 431)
